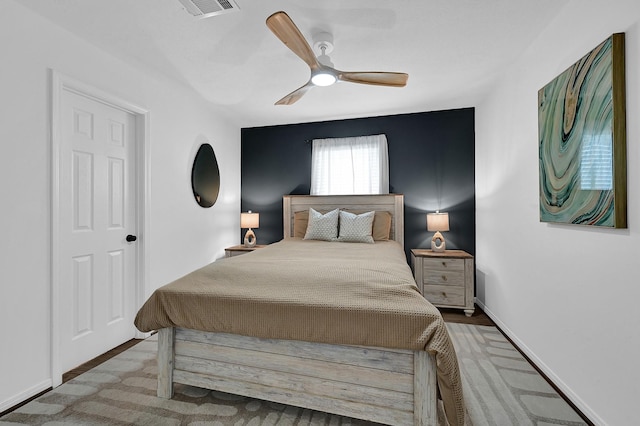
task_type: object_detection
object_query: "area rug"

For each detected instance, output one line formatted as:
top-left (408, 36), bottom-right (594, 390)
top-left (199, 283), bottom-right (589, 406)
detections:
top-left (0, 324), bottom-right (587, 425)
top-left (445, 323), bottom-right (586, 426)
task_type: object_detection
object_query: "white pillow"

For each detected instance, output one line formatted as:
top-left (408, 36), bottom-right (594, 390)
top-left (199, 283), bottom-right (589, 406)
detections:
top-left (304, 208), bottom-right (339, 241)
top-left (338, 210), bottom-right (375, 243)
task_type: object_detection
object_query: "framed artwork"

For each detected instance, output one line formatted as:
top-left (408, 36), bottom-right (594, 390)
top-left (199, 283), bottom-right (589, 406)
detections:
top-left (538, 33), bottom-right (627, 228)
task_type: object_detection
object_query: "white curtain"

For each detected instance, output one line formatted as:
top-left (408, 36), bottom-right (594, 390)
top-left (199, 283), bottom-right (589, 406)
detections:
top-left (310, 134), bottom-right (389, 195)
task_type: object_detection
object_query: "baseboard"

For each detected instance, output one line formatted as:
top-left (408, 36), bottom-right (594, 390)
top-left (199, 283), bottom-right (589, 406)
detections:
top-left (475, 299), bottom-right (603, 426)
top-left (0, 379), bottom-right (52, 415)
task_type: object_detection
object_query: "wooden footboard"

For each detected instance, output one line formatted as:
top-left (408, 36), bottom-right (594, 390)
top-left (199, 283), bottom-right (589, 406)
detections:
top-left (157, 327), bottom-right (437, 426)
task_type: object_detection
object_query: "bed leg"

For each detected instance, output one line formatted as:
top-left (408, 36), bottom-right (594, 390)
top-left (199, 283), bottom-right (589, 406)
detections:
top-left (157, 327), bottom-right (175, 398)
top-left (414, 351), bottom-right (438, 426)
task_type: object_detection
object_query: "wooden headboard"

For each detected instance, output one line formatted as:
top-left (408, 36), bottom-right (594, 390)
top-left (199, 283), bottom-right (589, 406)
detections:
top-left (283, 194), bottom-right (404, 247)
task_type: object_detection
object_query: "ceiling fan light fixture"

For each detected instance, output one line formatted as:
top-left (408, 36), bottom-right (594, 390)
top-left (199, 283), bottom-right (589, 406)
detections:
top-left (311, 70), bottom-right (337, 86)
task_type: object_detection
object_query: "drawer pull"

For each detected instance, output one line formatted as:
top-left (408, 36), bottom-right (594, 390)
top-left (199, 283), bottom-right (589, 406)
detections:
top-left (442, 275), bottom-right (447, 281)
top-left (441, 261), bottom-right (447, 267)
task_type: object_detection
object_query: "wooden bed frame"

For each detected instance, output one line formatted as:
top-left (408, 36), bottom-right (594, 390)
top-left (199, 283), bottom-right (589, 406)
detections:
top-left (156, 194), bottom-right (438, 425)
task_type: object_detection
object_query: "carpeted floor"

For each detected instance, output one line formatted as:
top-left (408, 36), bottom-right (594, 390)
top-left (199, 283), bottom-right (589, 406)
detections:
top-left (0, 324), bottom-right (587, 425)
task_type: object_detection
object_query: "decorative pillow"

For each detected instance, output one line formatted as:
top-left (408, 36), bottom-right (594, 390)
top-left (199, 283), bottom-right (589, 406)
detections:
top-left (293, 210), bottom-right (311, 238)
top-left (372, 211), bottom-right (392, 241)
top-left (337, 210), bottom-right (375, 243)
top-left (303, 208), bottom-right (339, 241)
top-left (296, 209), bottom-right (392, 240)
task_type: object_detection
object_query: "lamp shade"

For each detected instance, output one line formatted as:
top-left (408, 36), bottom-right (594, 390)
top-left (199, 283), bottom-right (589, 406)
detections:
top-left (427, 212), bottom-right (449, 232)
top-left (240, 211), bottom-right (259, 229)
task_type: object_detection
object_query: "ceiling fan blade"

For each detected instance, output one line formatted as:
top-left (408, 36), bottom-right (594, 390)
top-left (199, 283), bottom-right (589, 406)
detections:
top-left (266, 11), bottom-right (319, 70)
top-left (338, 71), bottom-right (408, 87)
top-left (275, 82), bottom-right (313, 105)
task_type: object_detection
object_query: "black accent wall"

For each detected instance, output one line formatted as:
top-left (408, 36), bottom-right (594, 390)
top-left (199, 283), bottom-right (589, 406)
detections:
top-left (241, 108), bottom-right (475, 258)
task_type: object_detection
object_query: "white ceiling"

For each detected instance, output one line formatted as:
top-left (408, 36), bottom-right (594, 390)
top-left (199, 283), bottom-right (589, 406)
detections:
top-left (18, 0), bottom-right (568, 128)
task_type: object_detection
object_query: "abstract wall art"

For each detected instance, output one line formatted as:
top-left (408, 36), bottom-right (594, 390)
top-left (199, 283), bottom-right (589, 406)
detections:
top-left (538, 33), bottom-right (627, 228)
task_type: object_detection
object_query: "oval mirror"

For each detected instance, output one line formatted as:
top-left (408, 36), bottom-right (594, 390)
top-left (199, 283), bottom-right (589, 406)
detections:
top-left (191, 143), bottom-right (220, 208)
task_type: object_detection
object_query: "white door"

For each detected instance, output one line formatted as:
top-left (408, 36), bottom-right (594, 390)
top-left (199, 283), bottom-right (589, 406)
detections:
top-left (58, 88), bottom-right (138, 373)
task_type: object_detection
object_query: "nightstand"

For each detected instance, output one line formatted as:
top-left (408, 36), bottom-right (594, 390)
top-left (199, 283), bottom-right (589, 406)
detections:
top-left (224, 244), bottom-right (267, 257)
top-left (410, 249), bottom-right (475, 317)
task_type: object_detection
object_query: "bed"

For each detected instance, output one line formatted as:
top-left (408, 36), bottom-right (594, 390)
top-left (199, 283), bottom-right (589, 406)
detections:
top-left (134, 194), bottom-right (464, 426)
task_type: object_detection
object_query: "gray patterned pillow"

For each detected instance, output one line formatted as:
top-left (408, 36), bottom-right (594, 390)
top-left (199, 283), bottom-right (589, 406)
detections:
top-left (338, 210), bottom-right (375, 243)
top-left (303, 208), bottom-right (339, 241)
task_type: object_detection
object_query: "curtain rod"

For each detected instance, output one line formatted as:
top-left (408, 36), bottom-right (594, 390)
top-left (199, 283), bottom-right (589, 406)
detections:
top-left (305, 133), bottom-right (387, 144)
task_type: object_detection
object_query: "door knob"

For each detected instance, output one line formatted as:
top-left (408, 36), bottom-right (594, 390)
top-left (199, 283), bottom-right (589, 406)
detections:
top-left (126, 234), bottom-right (137, 242)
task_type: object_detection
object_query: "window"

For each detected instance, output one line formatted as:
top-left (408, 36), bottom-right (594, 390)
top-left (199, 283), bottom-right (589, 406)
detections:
top-left (310, 134), bottom-right (389, 195)
top-left (580, 131), bottom-right (613, 190)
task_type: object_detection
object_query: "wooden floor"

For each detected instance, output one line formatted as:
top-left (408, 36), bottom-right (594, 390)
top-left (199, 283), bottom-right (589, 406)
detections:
top-left (439, 306), bottom-right (494, 326)
top-left (62, 338), bottom-right (145, 383)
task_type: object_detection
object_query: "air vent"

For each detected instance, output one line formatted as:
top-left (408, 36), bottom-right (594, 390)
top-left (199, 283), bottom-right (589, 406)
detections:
top-left (178, 0), bottom-right (240, 19)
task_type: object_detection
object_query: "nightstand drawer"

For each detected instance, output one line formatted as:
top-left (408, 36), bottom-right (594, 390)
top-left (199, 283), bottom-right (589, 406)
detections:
top-left (423, 285), bottom-right (465, 306)
top-left (422, 257), bottom-right (464, 273)
top-left (422, 269), bottom-right (465, 286)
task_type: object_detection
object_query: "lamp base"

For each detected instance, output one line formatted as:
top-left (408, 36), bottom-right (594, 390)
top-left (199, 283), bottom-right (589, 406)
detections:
top-left (431, 231), bottom-right (446, 252)
top-left (244, 229), bottom-right (256, 248)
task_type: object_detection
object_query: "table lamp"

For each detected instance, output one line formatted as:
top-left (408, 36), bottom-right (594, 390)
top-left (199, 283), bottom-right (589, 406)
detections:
top-left (241, 211), bottom-right (260, 247)
top-left (427, 211), bottom-right (449, 252)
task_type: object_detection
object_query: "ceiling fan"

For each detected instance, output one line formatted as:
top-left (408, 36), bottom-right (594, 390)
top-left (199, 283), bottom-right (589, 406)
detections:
top-left (266, 11), bottom-right (409, 105)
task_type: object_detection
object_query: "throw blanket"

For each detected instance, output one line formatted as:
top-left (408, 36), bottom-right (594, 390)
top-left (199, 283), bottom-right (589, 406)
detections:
top-left (135, 238), bottom-right (464, 425)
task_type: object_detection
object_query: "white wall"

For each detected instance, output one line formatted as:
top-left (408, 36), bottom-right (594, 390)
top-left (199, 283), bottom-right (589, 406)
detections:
top-left (0, 1), bottom-right (241, 411)
top-left (475, 1), bottom-right (640, 425)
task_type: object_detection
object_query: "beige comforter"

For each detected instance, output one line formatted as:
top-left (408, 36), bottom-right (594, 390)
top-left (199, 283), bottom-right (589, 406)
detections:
top-left (135, 238), bottom-right (464, 426)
